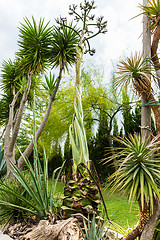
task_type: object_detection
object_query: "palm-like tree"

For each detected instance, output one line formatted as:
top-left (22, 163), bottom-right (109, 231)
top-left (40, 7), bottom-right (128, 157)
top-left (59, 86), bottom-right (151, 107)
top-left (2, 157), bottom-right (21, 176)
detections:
top-left (106, 133), bottom-right (160, 239)
top-left (115, 53), bottom-right (160, 137)
top-left (115, 52), bottom-right (156, 96)
top-left (17, 20), bottom-right (79, 169)
top-left (50, 23), bottom-right (79, 70)
top-left (17, 17), bottom-right (53, 73)
top-left (2, 17), bottom-right (79, 174)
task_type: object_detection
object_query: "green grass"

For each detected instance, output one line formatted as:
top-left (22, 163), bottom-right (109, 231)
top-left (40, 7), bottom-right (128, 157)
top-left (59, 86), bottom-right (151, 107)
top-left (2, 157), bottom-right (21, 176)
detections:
top-left (102, 188), bottom-right (139, 230)
top-left (55, 182), bottom-right (139, 231)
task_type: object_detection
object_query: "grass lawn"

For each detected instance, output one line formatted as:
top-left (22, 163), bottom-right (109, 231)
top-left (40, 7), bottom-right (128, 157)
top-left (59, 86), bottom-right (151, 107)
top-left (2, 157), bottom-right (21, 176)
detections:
top-left (102, 188), bottom-right (139, 231)
top-left (56, 182), bottom-right (139, 231)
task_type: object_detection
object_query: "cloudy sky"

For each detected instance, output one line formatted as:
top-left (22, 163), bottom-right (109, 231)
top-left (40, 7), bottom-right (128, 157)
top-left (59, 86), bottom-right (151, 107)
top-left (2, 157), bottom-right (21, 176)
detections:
top-left (0, 0), bottom-right (143, 80)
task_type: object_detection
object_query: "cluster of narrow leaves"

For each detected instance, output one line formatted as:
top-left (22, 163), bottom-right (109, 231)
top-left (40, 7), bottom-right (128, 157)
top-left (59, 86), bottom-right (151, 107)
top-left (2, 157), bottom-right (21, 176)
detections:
top-left (106, 133), bottom-right (160, 213)
top-left (50, 22), bottom-right (79, 69)
top-left (69, 86), bottom-right (90, 175)
top-left (79, 214), bottom-right (110, 240)
top-left (115, 52), bottom-right (156, 96)
top-left (17, 17), bottom-right (53, 73)
top-left (0, 98), bottom-right (65, 225)
top-left (139, 0), bottom-right (160, 32)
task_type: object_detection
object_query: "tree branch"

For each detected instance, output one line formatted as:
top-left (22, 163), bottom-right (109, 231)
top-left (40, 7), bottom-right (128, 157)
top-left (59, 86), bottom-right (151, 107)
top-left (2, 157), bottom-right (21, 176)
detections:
top-left (18, 64), bottom-right (64, 169)
top-left (9, 72), bottom-right (32, 153)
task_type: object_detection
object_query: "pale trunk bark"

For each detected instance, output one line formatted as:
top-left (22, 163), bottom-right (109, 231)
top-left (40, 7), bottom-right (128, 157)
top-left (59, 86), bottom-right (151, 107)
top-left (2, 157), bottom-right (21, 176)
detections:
top-left (18, 64), bottom-right (64, 169)
top-left (9, 72), bottom-right (32, 153)
top-left (139, 1), bottom-right (158, 239)
top-left (4, 72), bottom-right (32, 176)
top-left (4, 90), bottom-right (20, 176)
top-left (141, 0), bottom-right (151, 140)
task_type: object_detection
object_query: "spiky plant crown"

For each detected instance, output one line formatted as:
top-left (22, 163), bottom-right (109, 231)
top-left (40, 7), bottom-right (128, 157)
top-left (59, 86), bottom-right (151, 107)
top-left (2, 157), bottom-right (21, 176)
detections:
top-left (106, 133), bottom-right (160, 212)
top-left (115, 53), bottom-right (157, 96)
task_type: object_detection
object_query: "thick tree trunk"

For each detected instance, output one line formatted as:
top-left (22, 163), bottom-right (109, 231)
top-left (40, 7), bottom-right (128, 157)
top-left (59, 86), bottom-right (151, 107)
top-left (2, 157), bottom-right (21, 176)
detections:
top-left (151, 21), bottom-right (160, 69)
top-left (140, 198), bottom-right (160, 240)
top-left (120, 200), bottom-right (150, 240)
top-left (18, 64), bottom-right (64, 169)
top-left (147, 93), bottom-right (160, 135)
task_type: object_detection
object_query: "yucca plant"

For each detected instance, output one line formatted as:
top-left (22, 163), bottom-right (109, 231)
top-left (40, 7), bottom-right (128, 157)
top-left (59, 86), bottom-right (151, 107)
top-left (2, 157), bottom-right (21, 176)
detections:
top-left (17, 16), bottom-right (53, 73)
top-left (106, 133), bottom-right (160, 239)
top-left (139, 0), bottom-right (160, 32)
top-left (0, 98), bottom-right (64, 225)
top-left (115, 52), bottom-right (156, 96)
top-left (50, 22), bottom-right (79, 70)
top-left (79, 214), bottom-right (110, 240)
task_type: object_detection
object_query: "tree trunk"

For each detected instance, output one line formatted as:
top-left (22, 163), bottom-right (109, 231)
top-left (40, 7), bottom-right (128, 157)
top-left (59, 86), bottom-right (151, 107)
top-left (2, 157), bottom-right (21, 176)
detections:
top-left (4, 90), bottom-right (20, 176)
top-left (18, 64), bottom-right (64, 169)
top-left (23, 217), bottom-right (81, 240)
top-left (141, 0), bottom-right (151, 141)
top-left (120, 200), bottom-right (150, 240)
top-left (140, 198), bottom-right (160, 240)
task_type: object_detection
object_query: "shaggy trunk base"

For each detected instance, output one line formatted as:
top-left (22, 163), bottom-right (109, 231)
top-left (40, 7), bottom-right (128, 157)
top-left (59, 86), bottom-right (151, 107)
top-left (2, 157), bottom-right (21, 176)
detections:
top-left (120, 201), bottom-right (150, 240)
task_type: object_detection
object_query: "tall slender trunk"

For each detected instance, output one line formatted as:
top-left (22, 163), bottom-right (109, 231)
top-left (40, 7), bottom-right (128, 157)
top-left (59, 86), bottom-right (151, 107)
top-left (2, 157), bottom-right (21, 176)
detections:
top-left (18, 64), bottom-right (64, 169)
top-left (141, 0), bottom-right (151, 140)
top-left (4, 90), bottom-right (20, 176)
top-left (139, 1), bottom-right (160, 239)
top-left (4, 72), bottom-right (32, 176)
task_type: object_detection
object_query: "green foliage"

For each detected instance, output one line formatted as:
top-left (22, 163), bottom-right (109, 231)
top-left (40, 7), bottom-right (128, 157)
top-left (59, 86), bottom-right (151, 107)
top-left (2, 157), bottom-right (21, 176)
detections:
top-left (17, 17), bottom-right (53, 73)
top-left (79, 214), bottom-right (109, 240)
top-left (0, 94), bottom-right (11, 126)
top-left (0, 175), bottom-right (33, 225)
top-left (1, 59), bottom-right (21, 95)
top-left (107, 133), bottom-right (160, 213)
top-left (50, 23), bottom-right (79, 69)
top-left (42, 72), bottom-right (57, 96)
top-left (48, 143), bottom-right (64, 176)
top-left (115, 53), bottom-right (156, 95)
top-left (0, 148), bottom-right (6, 178)
top-left (0, 116), bottom-right (65, 225)
top-left (139, 0), bottom-right (160, 32)
top-left (154, 216), bottom-right (160, 239)
top-left (122, 90), bottom-right (134, 136)
top-left (89, 111), bottom-right (114, 182)
top-left (69, 85), bottom-right (90, 174)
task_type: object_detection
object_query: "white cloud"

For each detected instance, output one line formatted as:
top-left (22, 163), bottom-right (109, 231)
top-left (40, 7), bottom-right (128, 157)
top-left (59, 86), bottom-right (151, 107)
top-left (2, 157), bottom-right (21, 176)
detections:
top-left (0, 0), bottom-right (144, 81)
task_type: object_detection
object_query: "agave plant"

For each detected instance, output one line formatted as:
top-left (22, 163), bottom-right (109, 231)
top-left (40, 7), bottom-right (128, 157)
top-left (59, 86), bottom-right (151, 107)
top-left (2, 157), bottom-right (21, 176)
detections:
top-left (62, 0), bottom-right (107, 219)
top-left (79, 214), bottom-right (110, 240)
top-left (106, 133), bottom-right (160, 238)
